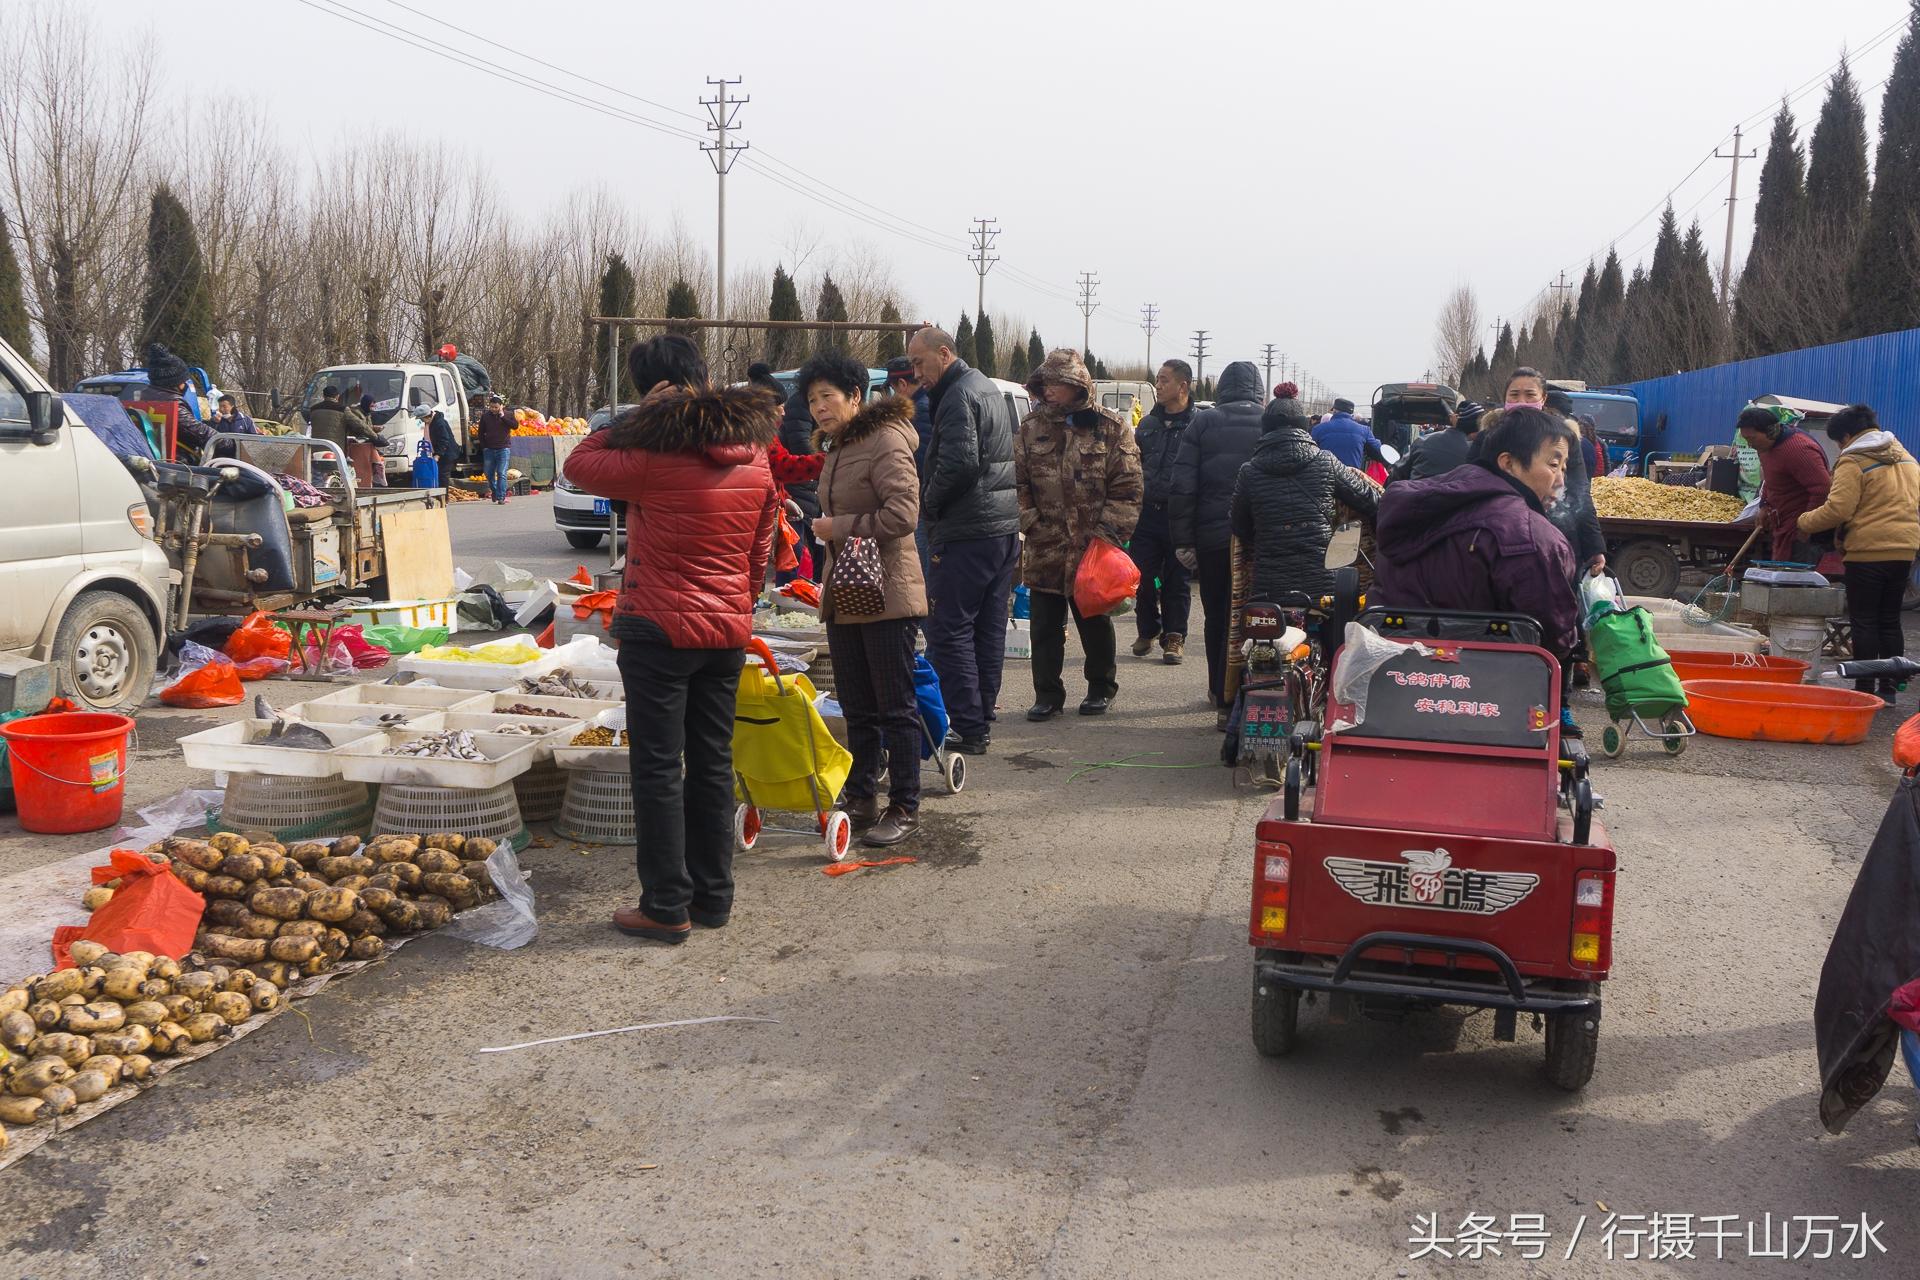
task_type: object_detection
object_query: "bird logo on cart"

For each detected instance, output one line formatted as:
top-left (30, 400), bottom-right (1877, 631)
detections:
top-left (1325, 849), bottom-right (1539, 915)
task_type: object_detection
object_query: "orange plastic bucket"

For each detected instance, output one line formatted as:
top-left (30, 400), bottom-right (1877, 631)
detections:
top-left (0, 712), bottom-right (135, 833)
top-left (1666, 650), bottom-right (1810, 685)
top-left (1680, 680), bottom-right (1881, 745)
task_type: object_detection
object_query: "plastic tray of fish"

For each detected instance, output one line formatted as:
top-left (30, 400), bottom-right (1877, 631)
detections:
top-left (438, 713), bottom-right (582, 762)
top-left (334, 728), bottom-right (537, 789)
top-left (307, 684), bottom-right (493, 711)
top-left (179, 720), bottom-right (386, 779)
top-left (284, 702), bottom-right (450, 731)
top-left (473, 692), bottom-right (623, 720)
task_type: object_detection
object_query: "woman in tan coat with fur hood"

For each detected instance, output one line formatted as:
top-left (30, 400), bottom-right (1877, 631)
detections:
top-left (803, 353), bottom-right (928, 847)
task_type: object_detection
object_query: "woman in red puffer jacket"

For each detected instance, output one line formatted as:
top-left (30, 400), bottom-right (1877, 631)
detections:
top-left (562, 335), bottom-right (780, 946)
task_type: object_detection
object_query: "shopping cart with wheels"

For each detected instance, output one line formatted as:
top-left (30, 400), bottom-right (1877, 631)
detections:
top-left (732, 639), bottom-right (856, 860)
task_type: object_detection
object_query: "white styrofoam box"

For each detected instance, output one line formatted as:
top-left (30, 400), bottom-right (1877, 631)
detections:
top-left (395, 643), bottom-right (564, 691)
top-left (287, 702), bottom-right (449, 731)
top-left (440, 712), bottom-right (581, 762)
top-left (334, 729), bottom-right (537, 789)
top-left (473, 691), bottom-right (622, 719)
top-left (180, 720), bottom-right (385, 778)
top-left (341, 597), bottom-right (459, 632)
top-left (1005, 618), bottom-right (1032, 660)
top-left (309, 684), bottom-right (491, 711)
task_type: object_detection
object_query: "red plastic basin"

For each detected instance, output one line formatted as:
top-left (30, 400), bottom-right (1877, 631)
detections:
top-left (1666, 650), bottom-right (1810, 685)
top-left (1680, 679), bottom-right (1881, 745)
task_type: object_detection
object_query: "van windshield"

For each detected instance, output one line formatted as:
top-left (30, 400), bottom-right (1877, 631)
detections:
top-left (305, 369), bottom-right (407, 425)
top-left (1568, 396), bottom-right (1639, 439)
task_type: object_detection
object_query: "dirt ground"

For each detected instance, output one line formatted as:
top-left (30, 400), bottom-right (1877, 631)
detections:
top-left (1, 495), bottom-right (1915, 1279)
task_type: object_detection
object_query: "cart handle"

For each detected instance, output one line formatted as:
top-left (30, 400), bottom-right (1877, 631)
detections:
top-left (745, 637), bottom-right (787, 694)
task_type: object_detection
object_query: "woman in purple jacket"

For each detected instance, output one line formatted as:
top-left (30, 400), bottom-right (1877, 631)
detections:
top-left (1372, 406), bottom-right (1582, 675)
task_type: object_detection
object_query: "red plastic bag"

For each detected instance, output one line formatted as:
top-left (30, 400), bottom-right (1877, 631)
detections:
top-left (160, 658), bottom-right (246, 707)
top-left (225, 611), bottom-right (292, 662)
top-left (1073, 538), bottom-right (1141, 617)
top-left (51, 849), bottom-right (206, 968)
top-left (334, 625), bottom-right (391, 670)
top-left (1897, 713), bottom-right (1920, 771)
top-left (233, 655), bottom-right (291, 681)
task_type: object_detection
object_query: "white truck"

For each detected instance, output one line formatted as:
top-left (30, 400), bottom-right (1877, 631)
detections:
top-left (298, 361), bottom-right (479, 482)
top-left (0, 338), bottom-right (172, 712)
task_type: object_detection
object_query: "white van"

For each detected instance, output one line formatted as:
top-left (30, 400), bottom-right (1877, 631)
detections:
top-left (0, 339), bottom-right (171, 711)
top-left (300, 362), bottom-right (475, 482)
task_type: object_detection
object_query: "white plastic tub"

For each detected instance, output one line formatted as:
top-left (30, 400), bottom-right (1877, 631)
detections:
top-left (341, 597), bottom-right (459, 633)
top-left (335, 729), bottom-right (537, 789)
top-left (440, 713), bottom-right (581, 762)
top-left (395, 645), bottom-right (563, 691)
top-left (472, 691), bottom-right (622, 720)
top-left (308, 684), bottom-right (491, 712)
top-left (287, 703), bottom-right (449, 732)
top-left (180, 720), bottom-right (385, 779)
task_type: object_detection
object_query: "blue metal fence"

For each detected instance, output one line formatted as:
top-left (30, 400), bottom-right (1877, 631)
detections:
top-left (1620, 327), bottom-right (1920, 459)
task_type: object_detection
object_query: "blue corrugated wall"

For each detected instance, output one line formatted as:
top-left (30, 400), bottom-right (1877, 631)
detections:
top-left (1619, 327), bottom-right (1920, 458)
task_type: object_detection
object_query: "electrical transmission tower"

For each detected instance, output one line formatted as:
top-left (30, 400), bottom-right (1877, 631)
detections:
top-left (1260, 344), bottom-right (1279, 400)
top-left (700, 77), bottom-right (748, 358)
top-left (967, 218), bottom-right (1000, 320)
top-left (1076, 271), bottom-right (1100, 354)
top-left (1140, 303), bottom-right (1160, 370)
top-left (1190, 330), bottom-right (1211, 397)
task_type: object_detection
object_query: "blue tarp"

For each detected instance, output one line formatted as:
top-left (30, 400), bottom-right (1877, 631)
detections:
top-left (67, 391), bottom-right (156, 460)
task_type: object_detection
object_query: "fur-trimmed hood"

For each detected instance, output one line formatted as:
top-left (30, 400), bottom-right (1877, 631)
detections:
top-left (813, 392), bottom-right (915, 453)
top-left (603, 383), bottom-right (778, 459)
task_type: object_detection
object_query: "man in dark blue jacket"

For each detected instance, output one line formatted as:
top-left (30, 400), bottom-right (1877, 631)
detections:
top-left (909, 326), bottom-right (1020, 755)
top-left (1312, 398), bottom-right (1385, 469)
top-left (1129, 359), bottom-right (1196, 664)
top-left (886, 356), bottom-right (935, 576)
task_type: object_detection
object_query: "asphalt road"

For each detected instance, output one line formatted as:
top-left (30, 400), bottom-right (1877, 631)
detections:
top-left (2, 491), bottom-right (1915, 1278)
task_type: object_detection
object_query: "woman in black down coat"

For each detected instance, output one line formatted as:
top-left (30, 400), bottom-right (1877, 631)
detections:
top-left (1230, 390), bottom-right (1381, 603)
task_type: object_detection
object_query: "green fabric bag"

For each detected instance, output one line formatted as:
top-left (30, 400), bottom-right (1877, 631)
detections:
top-left (1587, 605), bottom-right (1687, 718)
top-left (362, 624), bottom-right (448, 655)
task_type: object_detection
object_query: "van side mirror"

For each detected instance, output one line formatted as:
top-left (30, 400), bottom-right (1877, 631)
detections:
top-left (25, 390), bottom-right (62, 445)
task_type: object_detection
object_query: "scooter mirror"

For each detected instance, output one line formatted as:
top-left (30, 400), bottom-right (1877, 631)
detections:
top-left (1325, 524), bottom-right (1362, 569)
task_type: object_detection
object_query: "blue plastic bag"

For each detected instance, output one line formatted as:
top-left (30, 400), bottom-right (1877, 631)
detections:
top-left (914, 654), bottom-right (949, 757)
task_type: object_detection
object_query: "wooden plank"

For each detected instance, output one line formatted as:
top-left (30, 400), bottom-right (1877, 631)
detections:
top-left (379, 507), bottom-right (456, 600)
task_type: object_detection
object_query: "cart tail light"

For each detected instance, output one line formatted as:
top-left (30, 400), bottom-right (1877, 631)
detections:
top-left (1570, 871), bottom-right (1614, 973)
top-left (127, 503), bottom-right (153, 539)
top-left (1254, 840), bottom-right (1291, 937)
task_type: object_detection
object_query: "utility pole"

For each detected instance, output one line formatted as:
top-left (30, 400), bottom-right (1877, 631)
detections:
top-left (1260, 343), bottom-right (1278, 400)
top-left (967, 217), bottom-right (1000, 321)
top-left (1076, 271), bottom-right (1100, 354)
top-left (1140, 303), bottom-right (1159, 371)
top-left (1714, 124), bottom-right (1758, 306)
top-left (700, 77), bottom-right (748, 359)
top-left (1549, 271), bottom-right (1574, 307)
top-left (1190, 330), bottom-right (1211, 397)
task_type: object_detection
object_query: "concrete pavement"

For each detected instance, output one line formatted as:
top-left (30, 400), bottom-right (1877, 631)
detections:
top-left (1, 491), bottom-right (1914, 1278)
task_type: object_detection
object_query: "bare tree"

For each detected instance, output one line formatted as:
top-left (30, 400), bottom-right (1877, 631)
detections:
top-left (1431, 285), bottom-right (1481, 386)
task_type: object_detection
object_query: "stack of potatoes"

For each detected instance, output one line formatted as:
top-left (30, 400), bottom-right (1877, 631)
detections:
top-left (0, 830), bottom-right (501, 1149)
top-left (162, 831), bottom-right (499, 975)
top-left (0, 944), bottom-right (279, 1147)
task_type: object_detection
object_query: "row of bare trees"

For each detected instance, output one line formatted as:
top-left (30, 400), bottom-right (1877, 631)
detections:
top-left (0, 7), bottom-right (941, 416)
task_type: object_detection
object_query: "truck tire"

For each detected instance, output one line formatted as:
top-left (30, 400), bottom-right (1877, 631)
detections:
top-left (565, 531), bottom-right (604, 550)
top-left (54, 591), bottom-right (157, 714)
top-left (1543, 986), bottom-right (1600, 1092)
top-left (1613, 539), bottom-right (1680, 600)
top-left (1251, 968), bottom-right (1300, 1058)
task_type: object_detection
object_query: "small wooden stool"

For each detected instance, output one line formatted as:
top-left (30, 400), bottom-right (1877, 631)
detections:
top-left (276, 608), bottom-right (352, 674)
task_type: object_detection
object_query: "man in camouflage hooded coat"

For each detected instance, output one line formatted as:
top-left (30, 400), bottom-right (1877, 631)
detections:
top-left (1015, 349), bottom-right (1144, 718)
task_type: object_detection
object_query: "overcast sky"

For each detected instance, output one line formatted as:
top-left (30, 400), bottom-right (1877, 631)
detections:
top-left (91, 0), bottom-right (1907, 400)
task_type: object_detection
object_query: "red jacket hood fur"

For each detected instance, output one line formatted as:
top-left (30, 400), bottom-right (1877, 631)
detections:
top-left (563, 383), bottom-right (781, 649)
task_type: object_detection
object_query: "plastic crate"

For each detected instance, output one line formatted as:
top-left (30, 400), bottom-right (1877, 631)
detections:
top-left (555, 769), bottom-right (635, 845)
top-left (309, 684), bottom-right (491, 712)
top-left (180, 720), bottom-right (385, 778)
top-left (286, 702), bottom-right (449, 731)
top-left (210, 774), bottom-right (374, 841)
top-left (513, 759), bottom-right (569, 823)
top-left (335, 729), bottom-right (537, 789)
top-left (372, 781), bottom-right (529, 851)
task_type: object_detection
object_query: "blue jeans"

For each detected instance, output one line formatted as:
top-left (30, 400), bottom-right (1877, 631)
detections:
top-left (483, 447), bottom-right (511, 501)
top-left (924, 533), bottom-right (1019, 741)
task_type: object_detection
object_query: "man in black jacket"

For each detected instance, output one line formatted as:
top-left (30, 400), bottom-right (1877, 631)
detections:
top-left (909, 326), bottom-right (1020, 754)
top-left (1130, 359), bottom-right (1196, 664)
top-left (1170, 360), bottom-right (1266, 720)
top-left (1394, 400), bottom-right (1485, 482)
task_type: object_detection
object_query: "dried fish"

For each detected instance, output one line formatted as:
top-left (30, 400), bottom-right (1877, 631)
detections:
top-left (383, 730), bottom-right (488, 760)
top-left (518, 669), bottom-right (600, 698)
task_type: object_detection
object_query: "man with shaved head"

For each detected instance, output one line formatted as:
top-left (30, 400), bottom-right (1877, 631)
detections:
top-left (907, 325), bottom-right (1020, 755)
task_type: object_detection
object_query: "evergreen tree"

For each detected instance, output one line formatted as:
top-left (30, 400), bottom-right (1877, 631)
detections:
top-left (766, 265), bottom-right (804, 368)
top-left (1851, 0), bottom-right (1920, 338)
top-left (1735, 101), bottom-right (1809, 357)
top-left (814, 272), bottom-right (848, 353)
top-left (1463, 346), bottom-right (1489, 399)
top-left (1613, 266), bottom-right (1649, 382)
top-left (973, 310), bottom-right (998, 379)
top-left (1007, 339), bottom-right (1030, 381)
top-left (594, 253), bottom-right (637, 403)
top-left (1094, 356), bottom-right (1110, 379)
top-left (876, 298), bottom-right (904, 362)
top-left (1028, 328), bottom-right (1045, 371)
top-left (1674, 219), bottom-right (1728, 369)
top-left (955, 313), bottom-right (976, 366)
top-left (1588, 249), bottom-right (1626, 381)
top-left (0, 215), bottom-right (28, 355)
top-left (1801, 59), bottom-right (1872, 345)
top-left (142, 184), bottom-right (214, 370)
top-left (1553, 297), bottom-right (1576, 369)
top-left (1641, 205), bottom-right (1686, 374)
top-left (1489, 320), bottom-right (1515, 375)
top-left (664, 276), bottom-right (702, 357)
top-left (1568, 262), bottom-right (1599, 379)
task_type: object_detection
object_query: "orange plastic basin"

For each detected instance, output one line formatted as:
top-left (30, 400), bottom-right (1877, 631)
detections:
top-left (1680, 679), bottom-right (1881, 745)
top-left (1666, 650), bottom-right (1810, 685)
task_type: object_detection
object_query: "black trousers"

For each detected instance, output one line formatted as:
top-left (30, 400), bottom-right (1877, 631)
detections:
top-left (1030, 589), bottom-right (1118, 707)
top-left (925, 533), bottom-right (1019, 740)
top-left (1196, 546), bottom-right (1234, 706)
top-left (1845, 559), bottom-right (1914, 689)
top-left (827, 617), bottom-right (922, 812)
top-left (1129, 512), bottom-right (1191, 642)
top-left (617, 639), bottom-right (744, 926)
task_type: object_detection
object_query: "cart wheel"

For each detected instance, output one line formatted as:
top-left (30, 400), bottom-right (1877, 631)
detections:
top-left (1252, 971), bottom-right (1300, 1058)
top-left (823, 810), bottom-right (853, 862)
top-left (733, 804), bottom-right (761, 852)
top-left (1543, 992), bottom-right (1600, 1092)
top-left (1661, 716), bottom-right (1689, 756)
top-left (1600, 723), bottom-right (1626, 758)
top-left (943, 751), bottom-right (967, 794)
top-left (1283, 758), bottom-right (1302, 821)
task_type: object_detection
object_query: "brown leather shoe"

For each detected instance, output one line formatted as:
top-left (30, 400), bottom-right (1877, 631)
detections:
top-left (612, 907), bottom-right (691, 943)
top-left (862, 805), bottom-right (919, 847)
top-left (1162, 633), bottom-right (1185, 664)
top-left (1131, 633), bottom-right (1156, 657)
top-left (841, 795), bottom-right (882, 832)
